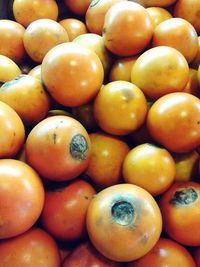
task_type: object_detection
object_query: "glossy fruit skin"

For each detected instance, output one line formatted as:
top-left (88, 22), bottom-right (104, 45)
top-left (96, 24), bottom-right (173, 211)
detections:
top-left (59, 18), bottom-right (87, 41)
top-left (86, 184), bottom-right (162, 262)
top-left (28, 65), bottom-right (42, 80)
top-left (62, 241), bottom-right (122, 267)
top-left (41, 179), bottom-right (96, 241)
top-left (0, 101), bottom-right (25, 158)
top-left (127, 238), bottom-right (196, 267)
top-left (23, 19), bottom-right (69, 63)
top-left (146, 7), bottom-right (172, 29)
top-left (0, 228), bottom-right (61, 267)
top-left (123, 143), bottom-right (176, 196)
top-left (174, 0), bottom-right (200, 34)
top-left (93, 81), bottom-right (148, 135)
top-left (131, 46), bottom-right (189, 100)
top-left (26, 115), bottom-right (91, 181)
top-left (147, 92), bottom-right (200, 153)
top-left (159, 181), bottom-right (200, 246)
top-left (0, 20), bottom-right (26, 63)
top-left (42, 42), bottom-right (104, 107)
top-left (86, 0), bottom-right (127, 35)
top-left (13, 0), bottom-right (59, 27)
top-left (0, 159), bottom-right (44, 239)
top-left (103, 2), bottom-right (153, 56)
top-left (152, 18), bottom-right (198, 63)
top-left (86, 132), bottom-right (130, 188)
top-left (142, 0), bottom-right (177, 7)
top-left (0, 55), bottom-right (21, 83)
top-left (0, 75), bottom-right (50, 125)
top-left (64, 0), bottom-right (91, 15)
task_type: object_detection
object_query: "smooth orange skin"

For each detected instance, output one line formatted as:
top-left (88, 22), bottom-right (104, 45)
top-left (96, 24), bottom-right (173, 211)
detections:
top-left (0, 228), bottom-right (61, 267)
top-left (28, 65), bottom-right (42, 80)
top-left (86, 132), bottom-right (130, 188)
top-left (173, 150), bottom-right (199, 182)
top-left (41, 180), bottom-right (96, 241)
top-left (0, 55), bottom-right (21, 83)
top-left (13, 0), bottom-right (59, 27)
top-left (23, 19), bottom-right (69, 63)
top-left (123, 143), bottom-right (176, 196)
top-left (142, 0), bottom-right (177, 7)
top-left (174, 0), bottom-right (200, 34)
top-left (109, 56), bottom-right (137, 82)
top-left (0, 20), bottom-right (26, 63)
top-left (86, 0), bottom-right (127, 35)
top-left (59, 18), bottom-right (87, 41)
top-left (42, 42), bottom-right (104, 107)
top-left (64, 0), bottom-right (91, 15)
top-left (147, 92), bottom-right (200, 153)
top-left (152, 18), bottom-right (198, 63)
top-left (0, 101), bottom-right (25, 158)
top-left (86, 184), bottom-right (162, 262)
top-left (159, 181), bottom-right (200, 246)
top-left (73, 33), bottom-right (112, 75)
top-left (128, 238), bottom-right (196, 267)
top-left (146, 7), bottom-right (172, 29)
top-left (103, 2), bottom-right (153, 56)
top-left (183, 68), bottom-right (200, 97)
top-left (62, 241), bottom-right (122, 267)
top-left (131, 46), bottom-right (189, 100)
top-left (0, 159), bottom-right (44, 239)
top-left (0, 75), bottom-right (50, 125)
top-left (26, 116), bottom-right (91, 181)
top-left (93, 81), bottom-right (148, 136)
top-left (191, 36), bottom-right (200, 69)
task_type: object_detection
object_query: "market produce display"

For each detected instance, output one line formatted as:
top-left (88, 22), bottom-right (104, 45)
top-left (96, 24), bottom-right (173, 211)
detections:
top-left (0, 0), bottom-right (200, 266)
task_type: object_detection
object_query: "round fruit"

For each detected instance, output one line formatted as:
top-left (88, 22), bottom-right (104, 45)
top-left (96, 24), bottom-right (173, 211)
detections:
top-left (146, 7), bottom-right (172, 29)
top-left (59, 18), bottom-right (87, 41)
top-left (64, 0), bottom-right (91, 15)
top-left (0, 55), bottom-right (21, 84)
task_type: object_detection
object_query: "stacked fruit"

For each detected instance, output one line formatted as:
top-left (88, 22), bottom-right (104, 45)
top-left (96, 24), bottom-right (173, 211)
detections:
top-left (0, 0), bottom-right (200, 266)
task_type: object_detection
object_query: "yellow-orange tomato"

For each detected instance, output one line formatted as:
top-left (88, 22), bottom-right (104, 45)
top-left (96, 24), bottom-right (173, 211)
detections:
top-left (86, 132), bottom-right (130, 188)
top-left (64, 0), bottom-right (91, 15)
top-left (28, 65), bottom-right (41, 80)
top-left (0, 228), bottom-right (61, 267)
top-left (0, 101), bottom-right (25, 159)
top-left (109, 57), bottom-right (137, 82)
top-left (42, 42), bottom-right (104, 107)
top-left (152, 18), bottom-right (198, 63)
top-left (173, 150), bottom-right (199, 182)
top-left (26, 116), bottom-right (91, 181)
top-left (103, 1), bottom-right (153, 56)
top-left (0, 55), bottom-right (21, 83)
top-left (86, 0), bottom-right (127, 35)
top-left (23, 19), bottom-right (69, 63)
top-left (13, 0), bottom-right (59, 27)
top-left (128, 238), bottom-right (196, 267)
top-left (183, 68), bottom-right (200, 97)
top-left (0, 159), bottom-right (44, 239)
top-left (86, 184), bottom-right (162, 262)
top-left (93, 81), bottom-right (148, 135)
top-left (147, 92), bottom-right (200, 153)
top-left (131, 46), bottom-right (189, 100)
top-left (59, 18), bottom-right (87, 41)
top-left (123, 143), bottom-right (176, 196)
top-left (142, 0), bottom-right (177, 7)
top-left (191, 36), bottom-right (200, 69)
top-left (146, 7), bottom-right (172, 29)
top-left (174, 0), bottom-right (200, 34)
top-left (159, 181), bottom-right (200, 246)
top-left (0, 20), bottom-right (26, 63)
top-left (73, 33), bottom-right (112, 75)
top-left (0, 75), bottom-right (50, 125)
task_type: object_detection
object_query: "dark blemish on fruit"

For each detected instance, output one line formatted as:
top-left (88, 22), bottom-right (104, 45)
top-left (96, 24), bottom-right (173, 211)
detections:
top-left (70, 134), bottom-right (88, 161)
top-left (90, 0), bottom-right (101, 8)
top-left (122, 88), bottom-right (134, 102)
top-left (84, 196), bottom-right (89, 200)
top-left (170, 188), bottom-right (198, 206)
top-left (13, 132), bottom-right (16, 137)
top-left (140, 233), bottom-right (149, 244)
top-left (111, 200), bottom-right (135, 226)
top-left (197, 121), bottom-right (200, 124)
top-left (53, 133), bottom-right (57, 144)
top-left (0, 75), bottom-right (24, 90)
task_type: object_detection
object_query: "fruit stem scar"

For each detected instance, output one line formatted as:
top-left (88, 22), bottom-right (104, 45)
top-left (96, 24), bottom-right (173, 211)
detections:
top-left (111, 201), bottom-right (135, 226)
top-left (170, 188), bottom-right (198, 206)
